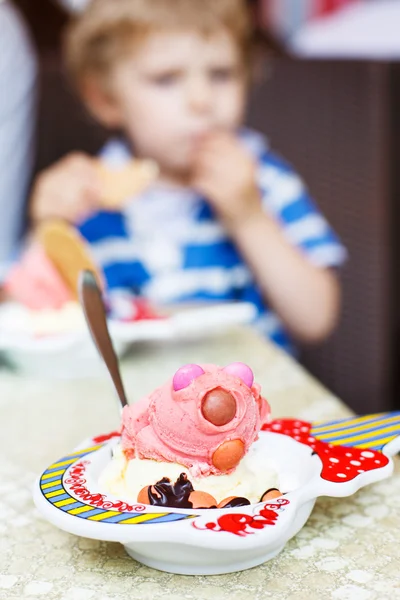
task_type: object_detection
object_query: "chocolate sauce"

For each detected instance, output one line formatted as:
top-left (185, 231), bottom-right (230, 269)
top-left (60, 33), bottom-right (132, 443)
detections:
top-left (148, 473), bottom-right (252, 509)
top-left (148, 473), bottom-right (194, 508)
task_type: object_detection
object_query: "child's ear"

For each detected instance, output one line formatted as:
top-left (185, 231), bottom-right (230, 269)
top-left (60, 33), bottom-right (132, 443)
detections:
top-left (80, 75), bottom-right (123, 128)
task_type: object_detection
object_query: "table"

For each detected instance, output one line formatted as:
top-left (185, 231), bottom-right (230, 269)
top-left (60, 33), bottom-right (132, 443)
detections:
top-left (0, 327), bottom-right (399, 600)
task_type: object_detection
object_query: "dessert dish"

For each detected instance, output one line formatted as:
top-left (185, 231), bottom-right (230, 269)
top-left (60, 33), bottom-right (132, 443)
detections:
top-left (0, 220), bottom-right (256, 377)
top-left (3, 221), bottom-right (102, 336)
top-left (100, 362), bottom-right (282, 508)
top-left (33, 410), bottom-right (400, 575)
top-left (2, 221), bottom-right (160, 337)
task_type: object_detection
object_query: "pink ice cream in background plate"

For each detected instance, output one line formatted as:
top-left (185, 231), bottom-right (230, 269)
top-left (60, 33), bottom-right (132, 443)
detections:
top-left (4, 244), bottom-right (73, 310)
top-left (121, 363), bottom-right (271, 478)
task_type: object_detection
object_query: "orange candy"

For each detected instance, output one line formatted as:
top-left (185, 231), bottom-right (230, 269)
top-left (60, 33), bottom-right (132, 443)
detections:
top-left (212, 439), bottom-right (245, 472)
top-left (189, 491), bottom-right (217, 509)
top-left (137, 486), bottom-right (151, 504)
top-left (217, 496), bottom-right (237, 508)
top-left (261, 488), bottom-right (282, 501)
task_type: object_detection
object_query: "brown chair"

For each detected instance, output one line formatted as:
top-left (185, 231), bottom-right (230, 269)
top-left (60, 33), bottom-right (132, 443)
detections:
top-left (248, 59), bottom-right (400, 414)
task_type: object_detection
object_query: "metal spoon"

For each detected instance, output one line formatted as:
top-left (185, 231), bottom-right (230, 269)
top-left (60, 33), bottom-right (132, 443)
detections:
top-left (78, 270), bottom-right (128, 411)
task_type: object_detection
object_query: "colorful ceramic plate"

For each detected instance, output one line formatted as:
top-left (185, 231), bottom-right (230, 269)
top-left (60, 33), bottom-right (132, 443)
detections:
top-left (33, 413), bottom-right (400, 575)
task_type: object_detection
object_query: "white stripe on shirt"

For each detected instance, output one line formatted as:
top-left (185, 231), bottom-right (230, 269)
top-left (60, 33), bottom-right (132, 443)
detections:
top-left (90, 238), bottom-right (142, 265)
top-left (90, 221), bottom-right (227, 269)
top-left (260, 168), bottom-right (305, 214)
top-left (284, 213), bottom-right (329, 245)
top-left (144, 265), bottom-right (252, 304)
top-left (91, 236), bottom-right (183, 273)
top-left (307, 244), bottom-right (348, 268)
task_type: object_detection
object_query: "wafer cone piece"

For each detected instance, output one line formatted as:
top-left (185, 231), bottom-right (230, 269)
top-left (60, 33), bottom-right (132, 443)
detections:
top-left (95, 158), bottom-right (158, 210)
top-left (36, 220), bottom-right (102, 300)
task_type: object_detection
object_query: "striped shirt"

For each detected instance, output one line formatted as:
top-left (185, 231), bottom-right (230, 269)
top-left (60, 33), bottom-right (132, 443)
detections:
top-left (79, 129), bottom-right (347, 352)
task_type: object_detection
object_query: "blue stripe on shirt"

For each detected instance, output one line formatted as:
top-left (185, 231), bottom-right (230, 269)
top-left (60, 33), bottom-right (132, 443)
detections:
top-left (300, 231), bottom-right (339, 252)
top-left (261, 151), bottom-right (293, 174)
top-left (104, 261), bottom-right (150, 291)
top-left (183, 241), bottom-right (242, 270)
top-left (79, 211), bottom-right (128, 243)
top-left (171, 289), bottom-right (238, 304)
top-left (280, 194), bottom-right (318, 224)
top-left (196, 202), bottom-right (215, 222)
top-left (237, 283), bottom-right (265, 312)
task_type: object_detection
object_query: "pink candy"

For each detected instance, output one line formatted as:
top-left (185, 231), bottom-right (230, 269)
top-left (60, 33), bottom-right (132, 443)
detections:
top-left (173, 364), bottom-right (205, 391)
top-left (173, 362), bottom-right (254, 391)
top-left (223, 362), bottom-right (254, 389)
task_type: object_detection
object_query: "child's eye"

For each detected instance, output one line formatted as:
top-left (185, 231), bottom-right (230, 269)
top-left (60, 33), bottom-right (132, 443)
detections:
top-left (210, 67), bottom-right (238, 83)
top-left (150, 72), bottom-right (180, 87)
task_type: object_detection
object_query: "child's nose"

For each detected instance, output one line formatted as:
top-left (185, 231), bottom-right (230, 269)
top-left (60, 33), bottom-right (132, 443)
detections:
top-left (186, 75), bottom-right (213, 114)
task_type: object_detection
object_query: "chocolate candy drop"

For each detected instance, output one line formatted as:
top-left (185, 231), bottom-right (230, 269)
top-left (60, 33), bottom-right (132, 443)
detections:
top-left (202, 389), bottom-right (236, 426)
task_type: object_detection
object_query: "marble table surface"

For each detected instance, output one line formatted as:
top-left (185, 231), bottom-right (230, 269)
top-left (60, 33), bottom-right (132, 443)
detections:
top-left (0, 326), bottom-right (399, 600)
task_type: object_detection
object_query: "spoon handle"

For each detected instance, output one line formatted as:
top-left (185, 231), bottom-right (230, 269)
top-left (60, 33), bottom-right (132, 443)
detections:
top-left (79, 270), bottom-right (128, 410)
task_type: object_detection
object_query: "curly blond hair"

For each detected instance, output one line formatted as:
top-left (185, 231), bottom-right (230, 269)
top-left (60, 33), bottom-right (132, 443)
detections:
top-left (65, 0), bottom-right (253, 86)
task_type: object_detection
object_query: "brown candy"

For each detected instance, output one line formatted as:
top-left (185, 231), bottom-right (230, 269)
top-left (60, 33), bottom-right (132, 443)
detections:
top-left (212, 439), bottom-right (245, 472)
top-left (217, 496), bottom-right (251, 508)
top-left (201, 389), bottom-right (236, 426)
top-left (189, 491), bottom-right (217, 509)
top-left (261, 488), bottom-right (282, 501)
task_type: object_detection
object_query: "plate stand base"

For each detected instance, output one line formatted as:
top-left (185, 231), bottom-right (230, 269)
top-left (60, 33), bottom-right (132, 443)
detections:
top-left (124, 544), bottom-right (285, 575)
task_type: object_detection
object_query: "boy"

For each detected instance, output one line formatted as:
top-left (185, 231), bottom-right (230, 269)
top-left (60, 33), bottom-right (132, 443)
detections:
top-left (30, 0), bottom-right (346, 352)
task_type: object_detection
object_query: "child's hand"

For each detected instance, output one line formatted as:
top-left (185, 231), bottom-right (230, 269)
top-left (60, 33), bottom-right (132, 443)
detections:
top-left (30, 153), bottom-right (102, 224)
top-left (191, 132), bottom-right (263, 230)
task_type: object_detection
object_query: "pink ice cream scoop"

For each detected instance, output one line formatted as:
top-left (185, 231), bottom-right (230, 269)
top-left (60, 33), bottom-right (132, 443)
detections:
top-left (121, 363), bottom-right (271, 477)
top-left (4, 245), bottom-right (72, 310)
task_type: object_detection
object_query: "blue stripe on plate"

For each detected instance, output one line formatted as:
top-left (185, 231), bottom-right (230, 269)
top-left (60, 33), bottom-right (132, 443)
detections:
top-left (42, 484), bottom-right (63, 494)
top-left (41, 474), bottom-right (66, 484)
top-left (48, 494), bottom-right (70, 504)
top-left (312, 414), bottom-right (391, 435)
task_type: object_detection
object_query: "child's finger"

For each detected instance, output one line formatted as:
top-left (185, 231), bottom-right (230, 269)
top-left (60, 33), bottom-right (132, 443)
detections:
top-left (193, 146), bottom-right (227, 172)
top-left (191, 169), bottom-right (221, 199)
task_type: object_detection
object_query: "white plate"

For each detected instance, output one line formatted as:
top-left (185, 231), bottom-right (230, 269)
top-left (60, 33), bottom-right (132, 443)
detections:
top-left (33, 414), bottom-right (400, 575)
top-left (0, 302), bottom-right (257, 378)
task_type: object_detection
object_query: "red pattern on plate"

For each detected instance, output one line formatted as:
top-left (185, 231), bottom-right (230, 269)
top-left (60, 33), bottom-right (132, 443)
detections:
top-left (64, 461), bottom-right (144, 512)
top-left (92, 431), bottom-right (120, 443)
top-left (194, 498), bottom-right (290, 537)
top-left (262, 419), bottom-right (389, 483)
